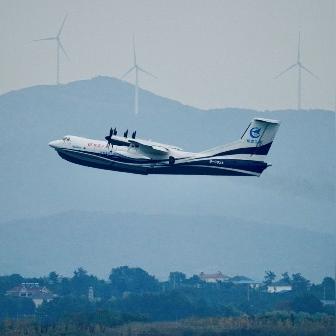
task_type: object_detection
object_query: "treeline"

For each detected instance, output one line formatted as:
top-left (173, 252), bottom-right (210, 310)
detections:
top-left (0, 267), bottom-right (334, 325)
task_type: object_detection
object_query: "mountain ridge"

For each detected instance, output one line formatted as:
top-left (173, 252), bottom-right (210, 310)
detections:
top-left (0, 210), bottom-right (334, 281)
top-left (0, 76), bottom-right (334, 280)
top-left (1, 76), bottom-right (333, 114)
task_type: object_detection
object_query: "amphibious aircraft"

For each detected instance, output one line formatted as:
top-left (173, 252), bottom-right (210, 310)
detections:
top-left (49, 118), bottom-right (280, 176)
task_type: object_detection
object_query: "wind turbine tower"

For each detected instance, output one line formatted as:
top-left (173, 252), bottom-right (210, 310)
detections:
top-left (121, 36), bottom-right (156, 115)
top-left (275, 33), bottom-right (318, 110)
top-left (34, 15), bottom-right (70, 85)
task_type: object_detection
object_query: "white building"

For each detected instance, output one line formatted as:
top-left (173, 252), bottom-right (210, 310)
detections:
top-left (6, 283), bottom-right (55, 307)
top-left (199, 272), bottom-right (230, 283)
top-left (267, 283), bottom-right (292, 293)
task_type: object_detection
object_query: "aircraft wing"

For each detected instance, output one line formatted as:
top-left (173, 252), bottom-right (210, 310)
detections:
top-left (109, 136), bottom-right (130, 147)
top-left (129, 139), bottom-right (169, 156)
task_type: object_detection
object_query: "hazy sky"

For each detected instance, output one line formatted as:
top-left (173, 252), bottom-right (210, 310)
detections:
top-left (0, 0), bottom-right (335, 111)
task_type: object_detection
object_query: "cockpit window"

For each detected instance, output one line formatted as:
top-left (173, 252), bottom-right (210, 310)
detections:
top-left (62, 137), bottom-right (71, 141)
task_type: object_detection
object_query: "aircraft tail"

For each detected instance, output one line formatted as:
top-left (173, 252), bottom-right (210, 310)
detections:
top-left (239, 118), bottom-right (280, 156)
top-left (202, 118), bottom-right (280, 158)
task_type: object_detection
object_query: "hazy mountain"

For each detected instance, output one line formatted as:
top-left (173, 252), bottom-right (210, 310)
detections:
top-left (0, 76), bottom-right (334, 280)
top-left (0, 76), bottom-right (334, 231)
top-left (0, 211), bottom-right (333, 282)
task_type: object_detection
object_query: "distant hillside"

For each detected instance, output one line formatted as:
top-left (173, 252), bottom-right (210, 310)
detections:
top-left (0, 211), bottom-right (334, 281)
top-left (0, 77), bottom-right (335, 280)
top-left (0, 76), bottom-right (334, 233)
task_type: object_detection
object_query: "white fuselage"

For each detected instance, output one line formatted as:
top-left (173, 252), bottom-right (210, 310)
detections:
top-left (49, 134), bottom-right (269, 176)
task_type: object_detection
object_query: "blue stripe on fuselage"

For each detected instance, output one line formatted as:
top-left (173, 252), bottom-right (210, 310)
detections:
top-left (213, 142), bottom-right (272, 157)
top-left (178, 159), bottom-right (268, 174)
top-left (55, 147), bottom-right (267, 176)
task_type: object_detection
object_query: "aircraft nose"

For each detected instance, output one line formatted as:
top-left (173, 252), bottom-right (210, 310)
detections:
top-left (48, 140), bottom-right (60, 149)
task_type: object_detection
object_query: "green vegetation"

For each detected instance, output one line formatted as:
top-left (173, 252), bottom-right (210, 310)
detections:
top-left (0, 267), bottom-right (334, 335)
top-left (0, 313), bottom-right (334, 336)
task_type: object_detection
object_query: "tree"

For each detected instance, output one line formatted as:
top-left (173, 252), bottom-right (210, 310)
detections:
top-left (169, 272), bottom-right (186, 288)
top-left (71, 267), bottom-right (97, 297)
top-left (109, 266), bottom-right (159, 295)
top-left (291, 273), bottom-right (310, 293)
top-left (0, 274), bottom-right (24, 295)
top-left (0, 296), bottom-right (35, 320)
top-left (321, 277), bottom-right (335, 299)
top-left (290, 294), bottom-right (323, 314)
top-left (184, 275), bottom-right (202, 287)
top-left (279, 272), bottom-right (290, 285)
top-left (263, 271), bottom-right (276, 286)
top-left (73, 267), bottom-right (88, 278)
top-left (48, 271), bottom-right (59, 284)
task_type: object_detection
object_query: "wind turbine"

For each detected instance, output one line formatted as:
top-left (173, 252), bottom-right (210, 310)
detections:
top-left (34, 15), bottom-right (70, 85)
top-left (121, 36), bottom-right (156, 115)
top-left (275, 32), bottom-right (318, 110)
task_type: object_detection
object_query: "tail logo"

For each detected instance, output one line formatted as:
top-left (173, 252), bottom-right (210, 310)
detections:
top-left (250, 127), bottom-right (261, 138)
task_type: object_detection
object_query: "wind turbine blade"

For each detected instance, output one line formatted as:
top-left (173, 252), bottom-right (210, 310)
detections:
top-left (274, 63), bottom-right (297, 79)
top-left (57, 14), bottom-right (68, 37)
top-left (121, 66), bottom-right (136, 79)
top-left (300, 64), bottom-right (319, 79)
top-left (137, 66), bottom-right (157, 79)
top-left (59, 40), bottom-right (70, 61)
top-left (33, 37), bottom-right (56, 41)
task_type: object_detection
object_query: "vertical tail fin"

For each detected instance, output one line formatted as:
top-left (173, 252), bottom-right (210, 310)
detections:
top-left (240, 118), bottom-right (280, 156)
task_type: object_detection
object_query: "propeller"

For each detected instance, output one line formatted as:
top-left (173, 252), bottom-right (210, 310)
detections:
top-left (105, 127), bottom-right (114, 147)
top-left (131, 131), bottom-right (137, 139)
top-left (123, 129), bottom-right (128, 138)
